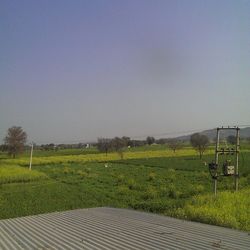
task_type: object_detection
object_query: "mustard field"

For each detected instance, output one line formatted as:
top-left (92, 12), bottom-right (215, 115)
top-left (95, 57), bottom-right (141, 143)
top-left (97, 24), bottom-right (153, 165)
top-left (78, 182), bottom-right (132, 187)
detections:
top-left (0, 146), bottom-right (249, 231)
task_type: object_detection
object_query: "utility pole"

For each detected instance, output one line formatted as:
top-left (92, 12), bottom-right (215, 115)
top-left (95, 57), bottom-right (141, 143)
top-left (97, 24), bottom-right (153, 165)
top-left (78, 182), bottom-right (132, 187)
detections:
top-left (214, 128), bottom-right (220, 196)
top-left (29, 142), bottom-right (33, 171)
top-left (235, 128), bottom-right (240, 191)
top-left (209, 126), bottom-right (240, 196)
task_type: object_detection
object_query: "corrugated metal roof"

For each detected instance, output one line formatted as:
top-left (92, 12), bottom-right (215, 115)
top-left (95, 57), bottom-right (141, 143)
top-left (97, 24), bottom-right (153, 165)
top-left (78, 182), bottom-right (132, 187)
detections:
top-left (0, 207), bottom-right (249, 249)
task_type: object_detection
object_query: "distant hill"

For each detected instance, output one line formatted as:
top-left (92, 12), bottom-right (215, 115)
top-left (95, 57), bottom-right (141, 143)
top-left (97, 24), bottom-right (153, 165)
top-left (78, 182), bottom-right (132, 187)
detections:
top-left (176, 127), bottom-right (250, 141)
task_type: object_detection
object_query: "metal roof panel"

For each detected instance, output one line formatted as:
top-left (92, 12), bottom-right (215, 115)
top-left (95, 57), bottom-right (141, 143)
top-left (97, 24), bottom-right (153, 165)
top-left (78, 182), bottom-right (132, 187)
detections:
top-left (0, 207), bottom-right (249, 250)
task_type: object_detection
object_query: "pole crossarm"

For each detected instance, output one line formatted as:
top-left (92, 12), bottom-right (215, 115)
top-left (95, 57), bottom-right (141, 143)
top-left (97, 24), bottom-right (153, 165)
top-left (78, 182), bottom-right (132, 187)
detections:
top-left (216, 149), bottom-right (239, 153)
top-left (217, 126), bottom-right (240, 130)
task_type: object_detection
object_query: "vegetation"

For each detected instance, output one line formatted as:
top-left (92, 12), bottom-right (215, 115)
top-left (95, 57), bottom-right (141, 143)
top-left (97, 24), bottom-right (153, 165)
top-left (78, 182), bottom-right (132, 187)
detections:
top-left (96, 136), bottom-right (130, 158)
top-left (174, 188), bottom-right (250, 231)
top-left (190, 133), bottom-right (209, 159)
top-left (4, 126), bottom-right (27, 158)
top-left (146, 136), bottom-right (155, 145)
top-left (97, 138), bottom-right (112, 155)
top-left (167, 138), bottom-right (183, 153)
top-left (0, 165), bottom-right (47, 184)
top-left (1, 148), bottom-right (207, 166)
top-left (0, 144), bottom-right (249, 232)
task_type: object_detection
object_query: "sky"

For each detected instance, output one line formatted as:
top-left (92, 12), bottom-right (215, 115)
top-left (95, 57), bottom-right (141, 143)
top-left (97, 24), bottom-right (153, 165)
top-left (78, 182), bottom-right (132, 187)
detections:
top-left (1, 0), bottom-right (250, 144)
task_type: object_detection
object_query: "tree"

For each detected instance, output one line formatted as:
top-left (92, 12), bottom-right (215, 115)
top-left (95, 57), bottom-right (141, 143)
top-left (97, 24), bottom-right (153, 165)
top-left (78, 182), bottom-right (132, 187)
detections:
top-left (4, 126), bottom-right (27, 158)
top-left (129, 140), bottom-right (146, 147)
top-left (111, 137), bottom-right (126, 159)
top-left (0, 144), bottom-right (8, 152)
top-left (41, 143), bottom-right (55, 151)
top-left (167, 138), bottom-right (182, 153)
top-left (146, 136), bottom-right (155, 145)
top-left (227, 135), bottom-right (236, 145)
top-left (121, 136), bottom-right (131, 147)
top-left (190, 133), bottom-right (209, 159)
top-left (157, 138), bottom-right (168, 145)
top-left (111, 137), bottom-right (126, 151)
top-left (97, 138), bottom-right (112, 156)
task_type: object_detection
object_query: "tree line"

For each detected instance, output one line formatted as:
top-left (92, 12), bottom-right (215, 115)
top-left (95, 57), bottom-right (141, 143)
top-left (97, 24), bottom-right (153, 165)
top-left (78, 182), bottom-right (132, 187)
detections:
top-left (1, 126), bottom-right (246, 159)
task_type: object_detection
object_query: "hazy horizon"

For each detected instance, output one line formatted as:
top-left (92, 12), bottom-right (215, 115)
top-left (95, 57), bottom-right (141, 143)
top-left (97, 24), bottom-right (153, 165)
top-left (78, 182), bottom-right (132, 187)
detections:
top-left (1, 0), bottom-right (250, 144)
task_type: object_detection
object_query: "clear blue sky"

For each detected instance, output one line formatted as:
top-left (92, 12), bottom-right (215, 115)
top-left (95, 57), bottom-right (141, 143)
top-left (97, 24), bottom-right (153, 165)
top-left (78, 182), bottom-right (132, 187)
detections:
top-left (1, 0), bottom-right (249, 143)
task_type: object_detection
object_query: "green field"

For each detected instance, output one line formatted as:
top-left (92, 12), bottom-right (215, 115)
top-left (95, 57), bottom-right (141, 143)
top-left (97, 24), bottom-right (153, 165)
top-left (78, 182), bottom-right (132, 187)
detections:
top-left (0, 146), bottom-right (249, 231)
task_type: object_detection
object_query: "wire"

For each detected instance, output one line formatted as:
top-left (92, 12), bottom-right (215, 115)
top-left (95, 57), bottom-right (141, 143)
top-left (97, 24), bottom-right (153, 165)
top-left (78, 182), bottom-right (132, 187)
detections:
top-left (2, 124), bottom-right (250, 145)
top-left (32, 127), bottom-right (215, 144)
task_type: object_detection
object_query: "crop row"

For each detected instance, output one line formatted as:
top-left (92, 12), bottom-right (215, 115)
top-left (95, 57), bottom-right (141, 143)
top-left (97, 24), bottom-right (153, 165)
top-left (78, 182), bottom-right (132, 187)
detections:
top-left (1, 148), bottom-right (213, 166)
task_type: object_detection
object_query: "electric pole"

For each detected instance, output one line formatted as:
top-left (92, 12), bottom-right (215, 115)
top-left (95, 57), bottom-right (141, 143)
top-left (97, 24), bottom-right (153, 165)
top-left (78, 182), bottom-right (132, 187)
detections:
top-left (29, 142), bottom-right (34, 171)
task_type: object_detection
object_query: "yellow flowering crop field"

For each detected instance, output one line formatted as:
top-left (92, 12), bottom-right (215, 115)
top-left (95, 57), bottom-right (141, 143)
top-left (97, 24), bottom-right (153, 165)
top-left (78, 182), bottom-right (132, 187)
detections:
top-left (0, 165), bottom-right (47, 184)
top-left (1, 148), bottom-right (213, 166)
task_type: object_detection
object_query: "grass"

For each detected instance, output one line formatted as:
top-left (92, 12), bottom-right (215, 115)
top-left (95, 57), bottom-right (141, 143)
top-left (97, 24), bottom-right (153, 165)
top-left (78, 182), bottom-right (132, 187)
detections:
top-left (0, 145), bottom-right (249, 231)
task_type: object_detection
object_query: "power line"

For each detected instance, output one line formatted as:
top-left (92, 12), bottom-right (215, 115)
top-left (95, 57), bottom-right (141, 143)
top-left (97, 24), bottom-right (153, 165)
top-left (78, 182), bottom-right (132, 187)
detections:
top-left (130, 128), bottom-right (213, 139)
top-left (116, 124), bottom-right (250, 140)
top-left (2, 124), bottom-right (250, 145)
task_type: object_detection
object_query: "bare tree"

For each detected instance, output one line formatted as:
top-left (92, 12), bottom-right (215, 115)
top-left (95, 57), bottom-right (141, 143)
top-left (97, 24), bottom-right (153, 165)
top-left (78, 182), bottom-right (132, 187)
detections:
top-left (111, 137), bottom-right (125, 151)
top-left (167, 138), bottom-right (182, 153)
top-left (97, 138), bottom-right (112, 156)
top-left (111, 137), bottom-right (126, 159)
top-left (4, 126), bottom-right (27, 158)
top-left (190, 133), bottom-right (209, 159)
top-left (121, 136), bottom-right (131, 147)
